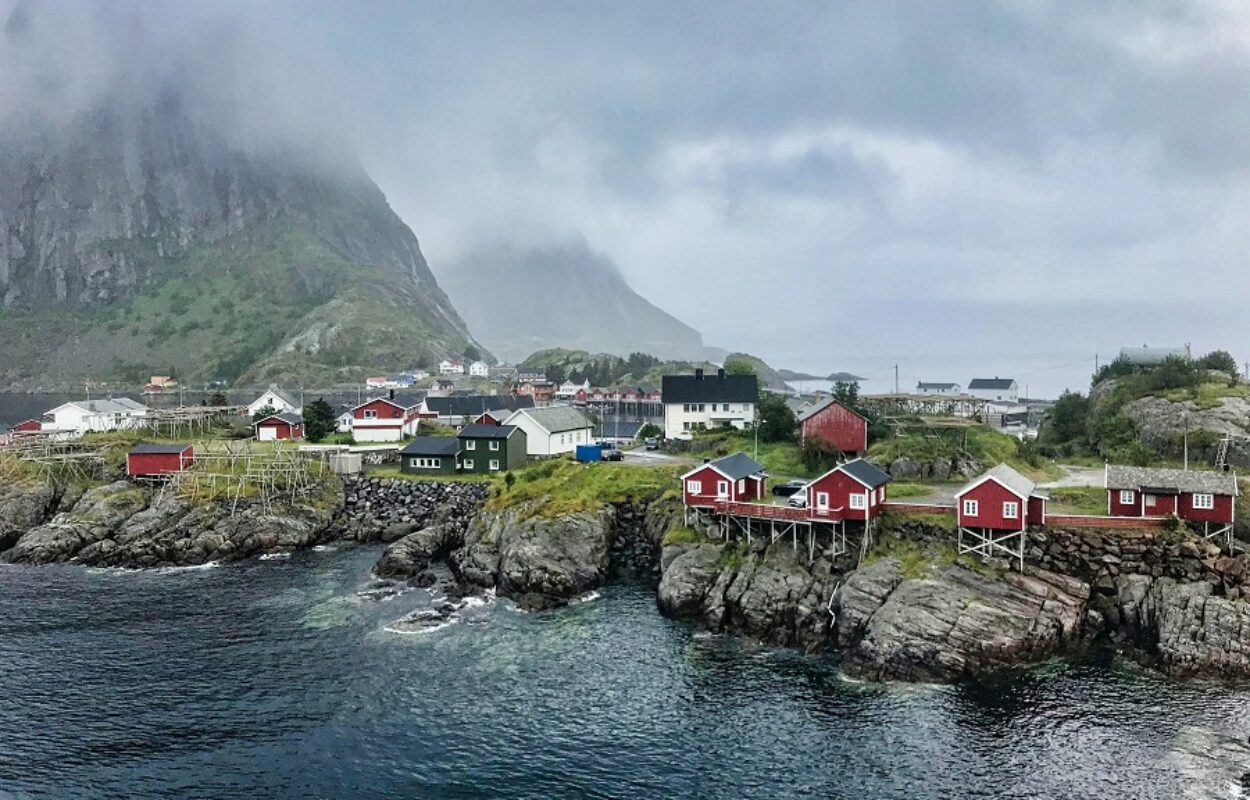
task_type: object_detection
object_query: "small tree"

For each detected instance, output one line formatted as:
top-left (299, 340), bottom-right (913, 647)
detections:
top-left (303, 398), bottom-right (337, 442)
top-left (208, 390), bottom-right (229, 407)
top-left (1196, 350), bottom-right (1239, 381)
top-left (463, 344), bottom-right (481, 362)
top-left (756, 393), bottom-right (798, 443)
top-left (725, 359), bottom-right (756, 377)
top-left (638, 423), bottom-right (662, 440)
top-left (251, 404), bottom-right (278, 423)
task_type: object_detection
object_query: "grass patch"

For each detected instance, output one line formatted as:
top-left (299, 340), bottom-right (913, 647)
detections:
top-left (484, 458), bottom-right (680, 518)
top-left (888, 482), bottom-right (938, 498)
top-left (661, 525), bottom-right (708, 546)
top-left (365, 466), bottom-right (494, 484)
top-left (683, 430), bottom-right (809, 478)
top-left (1046, 486), bottom-right (1107, 515)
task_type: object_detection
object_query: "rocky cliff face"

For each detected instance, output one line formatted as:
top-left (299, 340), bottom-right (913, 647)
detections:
top-left (1122, 394), bottom-right (1250, 467)
top-left (0, 5), bottom-right (481, 388)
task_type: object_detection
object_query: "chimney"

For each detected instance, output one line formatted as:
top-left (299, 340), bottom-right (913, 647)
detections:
top-left (389, 388), bottom-right (395, 400)
top-left (717, 368), bottom-right (726, 380)
top-left (695, 368), bottom-right (704, 380)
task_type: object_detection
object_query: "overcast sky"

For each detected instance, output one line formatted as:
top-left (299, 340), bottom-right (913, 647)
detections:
top-left (8, 1), bottom-right (1249, 396)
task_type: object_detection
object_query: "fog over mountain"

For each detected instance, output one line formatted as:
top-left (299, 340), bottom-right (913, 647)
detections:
top-left (436, 239), bottom-right (704, 363)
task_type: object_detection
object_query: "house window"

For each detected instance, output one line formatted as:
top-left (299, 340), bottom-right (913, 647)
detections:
top-left (683, 404), bottom-right (691, 413)
top-left (1144, 494), bottom-right (1156, 508)
top-left (723, 403), bottom-right (730, 412)
top-left (850, 494), bottom-right (866, 509)
top-left (816, 492), bottom-right (830, 510)
top-left (410, 457), bottom-right (442, 469)
top-left (717, 480), bottom-right (729, 498)
top-left (683, 422), bottom-right (692, 431)
top-left (737, 479), bottom-right (745, 493)
top-left (1119, 489), bottom-right (1134, 505)
top-left (462, 459), bottom-right (474, 470)
top-left (363, 409), bottom-right (378, 419)
top-left (465, 440), bottom-right (476, 450)
top-left (1003, 501), bottom-right (1019, 519)
top-left (1193, 493), bottom-right (1215, 510)
top-left (489, 441), bottom-right (500, 451)
top-left (489, 460), bottom-right (500, 471)
top-left (686, 480), bottom-right (702, 494)
top-left (963, 499), bottom-right (979, 516)
top-left (697, 404), bottom-right (706, 412)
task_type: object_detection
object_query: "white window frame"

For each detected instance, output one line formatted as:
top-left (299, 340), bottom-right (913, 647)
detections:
top-left (716, 480), bottom-right (729, 498)
top-left (363, 409), bottom-right (378, 419)
top-left (816, 492), bottom-right (830, 510)
top-left (1002, 501), bottom-right (1019, 519)
top-left (737, 479), bottom-right (745, 493)
top-left (850, 493), bottom-right (866, 510)
top-left (1119, 489), bottom-right (1134, 504)
top-left (465, 440), bottom-right (476, 450)
top-left (963, 499), bottom-right (979, 516)
top-left (489, 459), bottom-right (500, 471)
top-left (686, 480), bottom-right (702, 494)
top-left (1192, 493), bottom-right (1215, 510)
top-left (462, 459), bottom-right (474, 470)
top-left (489, 440), bottom-right (500, 451)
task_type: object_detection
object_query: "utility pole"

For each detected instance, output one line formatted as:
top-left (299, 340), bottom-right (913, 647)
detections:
top-left (1183, 410), bottom-right (1189, 470)
top-left (1095, 353), bottom-right (1099, 373)
top-left (894, 363), bottom-right (899, 394)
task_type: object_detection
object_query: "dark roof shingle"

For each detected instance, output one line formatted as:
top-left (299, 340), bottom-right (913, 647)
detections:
top-left (400, 437), bottom-right (461, 456)
top-left (839, 458), bottom-right (891, 488)
top-left (129, 443), bottom-right (192, 454)
top-left (662, 373), bottom-right (758, 404)
top-left (458, 424), bottom-right (521, 440)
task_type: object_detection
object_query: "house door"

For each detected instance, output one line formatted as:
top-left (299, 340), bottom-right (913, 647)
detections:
top-left (816, 492), bottom-right (830, 511)
top-left (717, 480), bottom-right (729, 499)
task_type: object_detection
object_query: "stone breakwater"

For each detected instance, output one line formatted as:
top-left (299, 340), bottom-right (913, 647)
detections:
top-left (340, 476), bottom-right (490, 543)
top-left (657, 517), bottom-right (1250, 682)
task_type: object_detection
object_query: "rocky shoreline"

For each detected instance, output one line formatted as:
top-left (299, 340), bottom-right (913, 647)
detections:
top-left (3, 472), bottom-right (1250, 685)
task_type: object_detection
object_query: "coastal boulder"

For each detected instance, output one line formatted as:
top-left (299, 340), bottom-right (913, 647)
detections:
top-left (1, 481), bottom-right (149, 564)
top-left (1119, 575), bottom-right (1250, 677)
top-left (0, 481), bottom-right (62, 553)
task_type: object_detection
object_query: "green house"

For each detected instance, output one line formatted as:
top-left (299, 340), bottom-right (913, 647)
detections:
top-left (457, 424), bottom-right (527, 474)
top-left (399, 437), bottom-right (460, 475)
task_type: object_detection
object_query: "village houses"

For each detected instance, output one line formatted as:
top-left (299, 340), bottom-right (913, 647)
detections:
top-left (44, 398), bottom-right (148, 435)
top-left (439, 359), bottom-right (466, 375)
top-left (504, 405), bottom-right (594, 457)
top-left (468, 360), bottom-right (490, 378)
top-left (247, 385), bottom-right (300, 417)
top-left (661, 369), bottom-right (758, 439)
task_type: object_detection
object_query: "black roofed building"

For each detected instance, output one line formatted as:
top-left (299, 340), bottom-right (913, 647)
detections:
top-left (967, 377), bottom-right (1019, 403)
top-left (420, 394), bottom-right (535, 425)
top-left (399, 437), bottom-right (461, 475)
top-left (457, 423), bottom-right (528, 473)
top-left (662, 368), bottom-right (759, 439)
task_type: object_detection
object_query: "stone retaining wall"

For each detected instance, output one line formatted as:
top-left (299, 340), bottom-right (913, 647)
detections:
top-left (341, 476), bottom-right (489, 541)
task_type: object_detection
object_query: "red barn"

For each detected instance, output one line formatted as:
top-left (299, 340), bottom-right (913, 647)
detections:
top-left (1105, 465), bottom-right (1237, 528)
top-left (803, 458), bottom-right (890, 521)
top-left (798, 400), bottom-right (868, 455)
top-left (956, 464), bottom-right (1047, 531)
top-left (126, 444), bottom-right (194, 478)
top-left (681, 452), bottom-right (767, 507)
top-left (8, 419), bottom-right (42, 433)
top-left (254, 413), bottom-right (305, 441)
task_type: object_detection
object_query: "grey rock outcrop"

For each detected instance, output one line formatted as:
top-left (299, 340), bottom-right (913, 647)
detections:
top-left (837, 562), bottom-right (1089, 682)
top-left (449, 504), bottom-right (617, 610)
top-left (0, 481), bottom-right (64, 552)
top-left (1121, 394), bottom-right (1250, 467)
top-left (1117, 574), bottom-right (1250, 677)
top-left (1, 479), bottom-right (343, 567)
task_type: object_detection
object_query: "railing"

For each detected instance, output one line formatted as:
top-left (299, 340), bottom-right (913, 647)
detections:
top-left (710, 500), bottom-right (842, 523)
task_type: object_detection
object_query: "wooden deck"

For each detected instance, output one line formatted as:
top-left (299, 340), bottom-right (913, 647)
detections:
top-left (710, 500), bottom-right (844, 523)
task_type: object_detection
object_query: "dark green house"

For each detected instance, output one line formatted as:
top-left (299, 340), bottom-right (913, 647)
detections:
top-left (457, 424), bottom-right (527, 474)
top-left (399, 437), bottom-right (460, 475)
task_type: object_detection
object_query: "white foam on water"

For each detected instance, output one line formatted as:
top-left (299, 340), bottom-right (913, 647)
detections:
top-left (384, 617), bottom-right (458, 636)
top-left (258, 552), bottom-right (291, 561)
top-left (571, 590), bottom-right (601, 604)
top-left (312, 545), bottom-right (337, 552)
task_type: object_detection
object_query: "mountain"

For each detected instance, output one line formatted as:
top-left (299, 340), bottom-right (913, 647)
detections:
top-left (435, 239), bottom-right (705, 363)
top-left (0, 7), bottom-right (480, 389)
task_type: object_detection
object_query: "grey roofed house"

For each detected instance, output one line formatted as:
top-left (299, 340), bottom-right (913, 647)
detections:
top-left (1118, 345), bottom-right (1192, 366)
top-left (511, 405), bottom-right (592, 434)
top-left (424, 394), bottom-right (535, 417)
top-left (593, 419), bottom-right (645, 440)
top-left (662, 370), bottom-right (759, 404)
top-left (457, 423), bottom-right (522, 440)
top-left (399, 437), bottom-right (461, 456)
top-left (1105, 465), bottom-right (1238, 496)
top-left (257, 412), bottom-right (304, 425)
top-left (692, 452), bottom-right (767, 481)
top-left (959, 463), bottom-right (1047, 500)
top-left (838, 458), bottom-right (891, 489)
top-left (967, 378), bottom-right (1017, 390)
top-left (261, 385), bottom-right (299, 409)
top-left (128, 443), bottom-right (192, 454)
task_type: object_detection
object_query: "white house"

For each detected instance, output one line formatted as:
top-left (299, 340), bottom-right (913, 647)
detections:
top-left (916, 381), bottom-right (961, 396)
top-left (554, 379), bottom-right (590, 400)
top-left (247, 385), bottom-right (300, 417)
top-left (661, 369), bottom-right (758, 440)
top-left (469, 360), bottom-right (490, 378)
top-left (967, 378), bottom-right (1019, 403)
top-left (439, 359), bottom-right (465, 375)
top-left (43, 398), bottom-right (148, 435)
top-left (503, 405), bottom-right (594, 457)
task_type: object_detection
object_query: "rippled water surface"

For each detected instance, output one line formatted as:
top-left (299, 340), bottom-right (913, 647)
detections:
top-left (2, 546), bottom-right (1248, 799)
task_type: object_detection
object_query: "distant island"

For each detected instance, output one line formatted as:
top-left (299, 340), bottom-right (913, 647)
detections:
top-left (826, 371), bottom-right (866, 382)
top-left (777, 368), bottom-right (866, 382)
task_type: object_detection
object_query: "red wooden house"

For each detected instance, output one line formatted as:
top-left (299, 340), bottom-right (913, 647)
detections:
top-left (126, 443), bottom-right (194, 478)
top-left (7, 419), bottom-right (42, 433)
top-left (254, 413), bottom-right (305, 441)
top-left (349, 395), bottom-right (421, 442)
top-left (681, 452), bottom-right (767, 507)
top-left (470, 409), bottom-right (507, 427)
top-left (1105, 465), bottom-right (1237, 528)
top-left (798, 399), bottom-right (867, 455)
top-left (802, 458), bottom-right (891, 521)
top-left (956, 464), bottom-right (1047, 531)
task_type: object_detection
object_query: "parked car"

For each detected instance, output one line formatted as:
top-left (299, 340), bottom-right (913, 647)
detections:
top-left (604, 449), bottom-right (624, 462)
top-left (787, 491), bottom-right (808, 509)
top-left (598, 440), bottom-right (616, 450)
top-left (771, 479), bottom-right (808, 497)
top-left (644, 437), bottom-right (659, 450)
